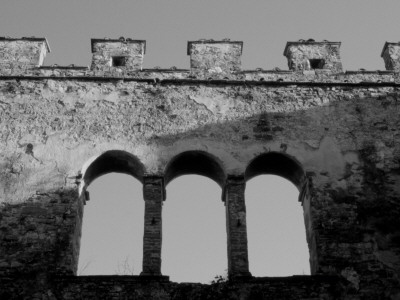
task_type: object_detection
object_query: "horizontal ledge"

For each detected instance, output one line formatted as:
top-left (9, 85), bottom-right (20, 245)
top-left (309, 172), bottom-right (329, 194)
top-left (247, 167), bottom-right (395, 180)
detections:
top-left (0, 36), bottom-right (51, 52)
top-left (40, 66), bottom-right (89, 70)
top-left (242, 70), bottom-right (293, 74)
top-left (345, 70), bottom-right (395, 75)
top-left (0, 75), bottom-right (399, 87)
top-left (187, 40), bottom-right (244, 55)
top-left (283, 41), bottom-right (341, 56)
top-left (91, 39), bottom-right (146, 54)
top-left (141, 68), bottom-right (190, 73)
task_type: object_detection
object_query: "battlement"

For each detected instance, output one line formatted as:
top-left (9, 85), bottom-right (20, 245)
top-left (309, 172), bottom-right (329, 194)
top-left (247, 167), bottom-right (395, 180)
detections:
top-left (283, 39), bottom-right (342, 72)
top-left (91, 37), bottom-right (146, 71)
top-left (187, 39), bottom-right (243, 78)
top-left (0, 37), bottom-right (50, 69)
top-left (0, 37), bottom-right (400, 85)
top-left (381, 42), bottom-right (400, 72)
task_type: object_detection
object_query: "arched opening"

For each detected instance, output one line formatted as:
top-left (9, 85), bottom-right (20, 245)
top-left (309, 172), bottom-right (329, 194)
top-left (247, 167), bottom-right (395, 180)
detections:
top-left (162, 151), bottom-right (227, 282)
top-left (164, 150), bottom-right (226, 188)
top-left (245, 152), bottom-right (311, 277)
top-left (78, 151), bottom-right (145, 275)
top-left (82, 150), bottom-right (145, 188)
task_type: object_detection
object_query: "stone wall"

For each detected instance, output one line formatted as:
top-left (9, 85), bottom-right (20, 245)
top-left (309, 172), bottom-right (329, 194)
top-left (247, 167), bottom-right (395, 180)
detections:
top-left (0, 37), bottom-right (400, 299)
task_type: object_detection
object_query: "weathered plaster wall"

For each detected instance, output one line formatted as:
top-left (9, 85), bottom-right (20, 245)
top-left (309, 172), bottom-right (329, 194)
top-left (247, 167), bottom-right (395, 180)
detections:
top-left (1, 78), bottom-right (399, 298)
top-left (1, 79), bottom-right (398, 189)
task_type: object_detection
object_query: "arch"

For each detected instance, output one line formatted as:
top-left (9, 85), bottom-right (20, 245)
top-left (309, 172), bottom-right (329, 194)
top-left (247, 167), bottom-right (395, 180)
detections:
top-left (82, 150), bottom-right (145, 189)
top-left (78, 173), bottom-right (144, 275)
top-left (78, 152), bottom-right (146, 275)
top-left (244, 152), bottom-right (317, 275)
top-left (245, 152), bottom-right (305, 190)
top-left (245, 175), bottom-right (310, 276)
top-left (163, 175), bottom-right (227, 282)
top-left (164, 151), bottom-right (226, 188)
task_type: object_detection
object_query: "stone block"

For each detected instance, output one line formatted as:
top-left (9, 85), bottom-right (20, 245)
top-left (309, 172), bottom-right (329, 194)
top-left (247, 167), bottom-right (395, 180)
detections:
top-left (0, 37), bottom-right (50, 68)
top-left (381, 42), bottom-right (400, 71)
top-left (187, 39), bottom-right (243, 78)
top-left (90, 37), bottom-right (146, 71)
top-left (284, 39), bottom-right (342, 72)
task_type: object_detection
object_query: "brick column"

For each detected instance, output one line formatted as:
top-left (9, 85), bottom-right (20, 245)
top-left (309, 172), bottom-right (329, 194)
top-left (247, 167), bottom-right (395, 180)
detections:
top-left (140, 176), bottom-right (164, 276)
top-left (224, 176), bottom-right (252, 279)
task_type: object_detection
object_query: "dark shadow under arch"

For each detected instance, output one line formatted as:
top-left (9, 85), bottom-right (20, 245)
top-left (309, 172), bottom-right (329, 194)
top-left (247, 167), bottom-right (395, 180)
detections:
top-left (83, 150), bottom-right (145, 187)
top-left (164, 151), bottom-right (226, 188)
top-left (245, 152), bottom-right (305, 190)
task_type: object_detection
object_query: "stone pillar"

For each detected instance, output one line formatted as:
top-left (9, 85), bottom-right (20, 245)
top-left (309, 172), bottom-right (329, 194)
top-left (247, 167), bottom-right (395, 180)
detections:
top-left (224, 176), bottom-right (252, 279)
top-left (140, 176), bottom-right (164, 276)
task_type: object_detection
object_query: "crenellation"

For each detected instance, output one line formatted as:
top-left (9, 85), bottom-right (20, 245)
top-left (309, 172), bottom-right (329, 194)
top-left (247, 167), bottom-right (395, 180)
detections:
top-left (187, 40), bottom-right (243, 78)
top-left (0, 37), bottom-right (50, 70)
top-left (283, 39), bottom-right (343, 72)
top-left (90, 37), bottom-right (146, 71)
top-left (381, 42), bottom-right (400, 71)
top-left (0, 37), bottom-right (399, 82)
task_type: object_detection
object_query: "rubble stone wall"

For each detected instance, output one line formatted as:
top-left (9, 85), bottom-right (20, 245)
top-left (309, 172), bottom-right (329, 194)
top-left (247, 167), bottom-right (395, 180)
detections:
top-left (0, 38), bottom-right (400, 299)
top-left (284, 42), bottom-right (343, 72)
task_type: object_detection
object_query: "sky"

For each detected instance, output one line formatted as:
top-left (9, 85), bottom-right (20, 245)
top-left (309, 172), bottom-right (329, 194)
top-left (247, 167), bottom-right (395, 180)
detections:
top-left (2, 1), bottom-right (400, 71)
top-left (2, 0), bottom-right (400, 283)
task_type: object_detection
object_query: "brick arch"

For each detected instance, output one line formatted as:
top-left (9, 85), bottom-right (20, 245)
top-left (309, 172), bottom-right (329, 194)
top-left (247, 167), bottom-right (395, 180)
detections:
top-left (245, 152), bottom-right (306, 190)
top-left (81, 150), bottom-right (145, 193)
top-left (164, 150), bottom-right (226, 188)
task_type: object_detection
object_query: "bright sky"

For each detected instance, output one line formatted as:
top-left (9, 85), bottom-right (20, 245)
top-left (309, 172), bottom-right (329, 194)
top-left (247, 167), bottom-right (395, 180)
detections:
top-left (2, 0), bottom-right (400, 283)
top-left (1, 1), bottom-right (400, 70)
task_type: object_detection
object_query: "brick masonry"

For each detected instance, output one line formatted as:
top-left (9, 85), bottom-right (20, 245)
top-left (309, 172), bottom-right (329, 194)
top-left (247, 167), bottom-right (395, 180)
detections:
top-left (0, 38), bottom-right (400, 299)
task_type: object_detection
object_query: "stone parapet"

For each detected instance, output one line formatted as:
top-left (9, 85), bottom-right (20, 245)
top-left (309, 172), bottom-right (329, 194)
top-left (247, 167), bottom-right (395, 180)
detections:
top-left (187, 40), bottom-right (243, 79)
top-left (0, 37), bottom-right (50, 69)
top-left (0, 37), bottom-right (400, 82)
top-left (284, 39), bottom-right (342, 72)
top-left (381, 42), bottom-right (400, 71)
top-left (91, 37), bottom-right (146, 71)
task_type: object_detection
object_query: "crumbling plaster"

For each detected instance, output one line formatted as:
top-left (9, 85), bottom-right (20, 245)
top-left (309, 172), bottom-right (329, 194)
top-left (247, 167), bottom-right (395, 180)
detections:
top-left (2, 80), bottom-right (397, 202)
